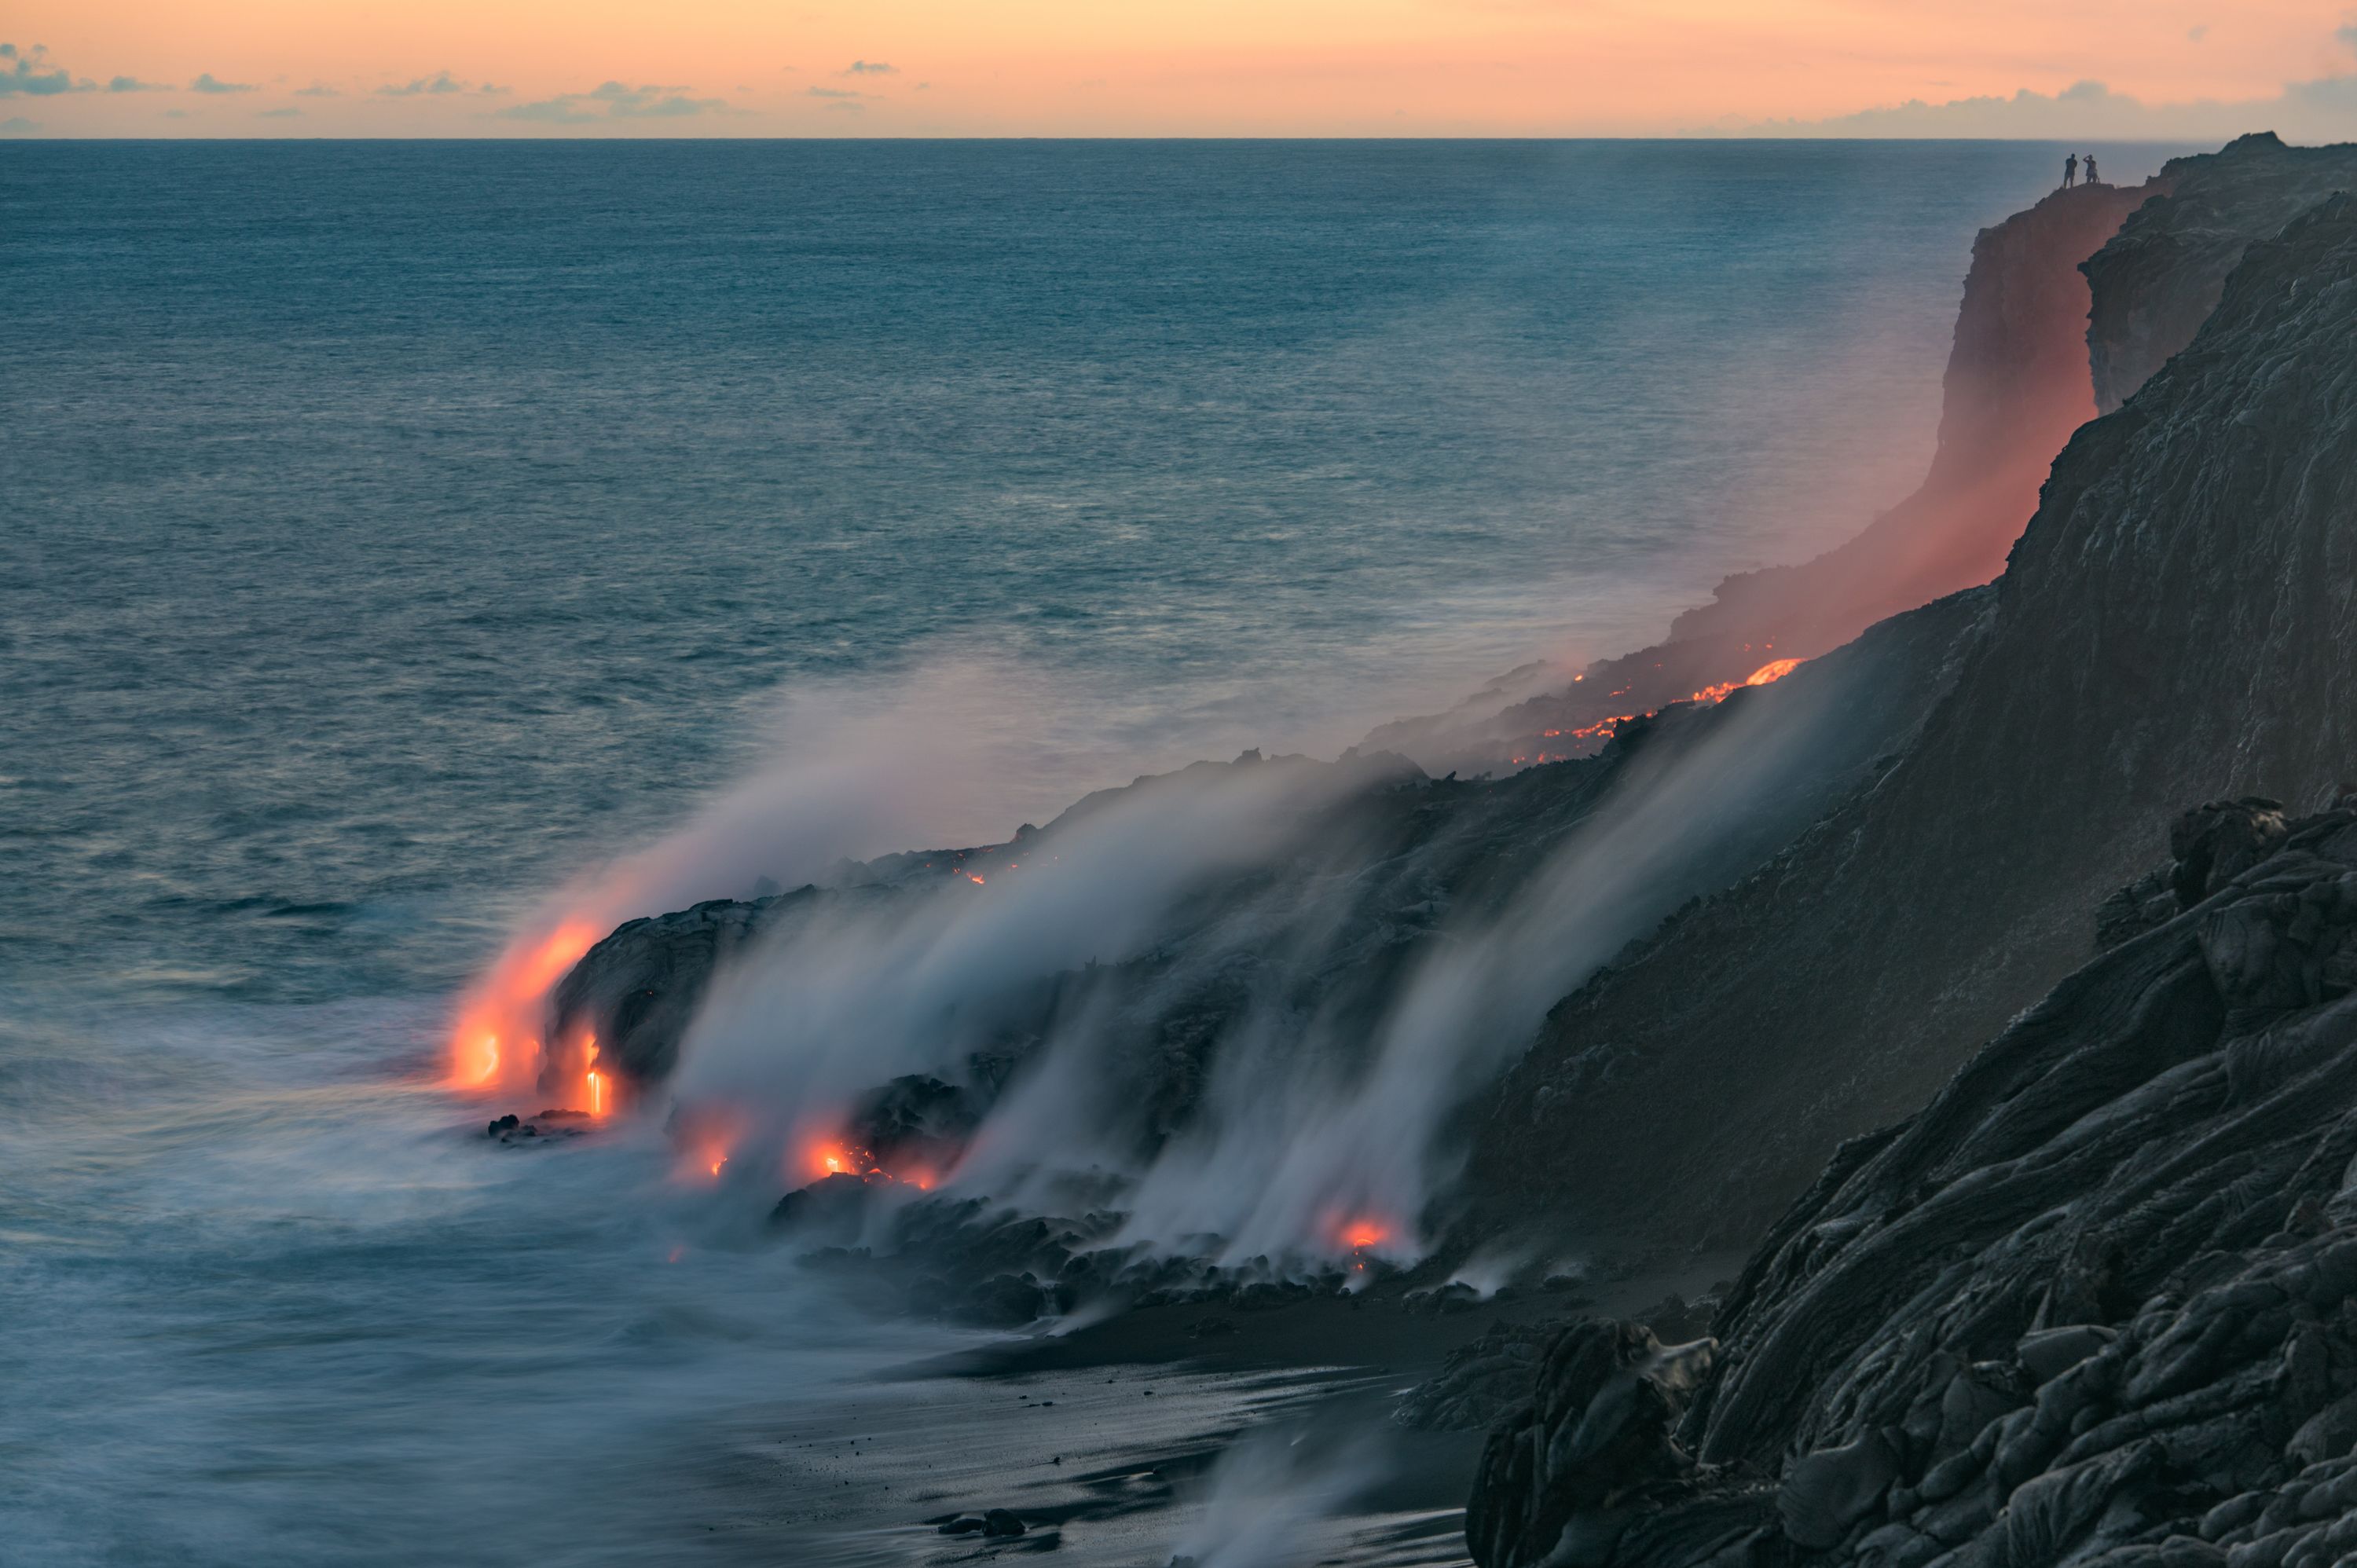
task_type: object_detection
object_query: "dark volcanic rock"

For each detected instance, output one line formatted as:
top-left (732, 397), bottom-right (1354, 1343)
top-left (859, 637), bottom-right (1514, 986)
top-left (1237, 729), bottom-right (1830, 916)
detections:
top-left (559, 602), bottom-right (1980, 1256)
top-left (1464, 1320), bottom-right (1717, 1568)
top-left (1397, 1321), bottom-right (1557, 1432)
top-left (1466, 796), bottom-right (2357, 1567)
top-left (1475, 182), bottom-right (2357, 1254)
top-left (548, 892), bottom-right (807, 1083)
top-left (2086, 133), bottom-right (2357, 412)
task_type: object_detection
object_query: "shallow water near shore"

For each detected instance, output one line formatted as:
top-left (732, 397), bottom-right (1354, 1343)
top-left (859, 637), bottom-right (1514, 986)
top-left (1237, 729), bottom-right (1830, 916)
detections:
top-left (2, 139), bottom-right (2190, 1563)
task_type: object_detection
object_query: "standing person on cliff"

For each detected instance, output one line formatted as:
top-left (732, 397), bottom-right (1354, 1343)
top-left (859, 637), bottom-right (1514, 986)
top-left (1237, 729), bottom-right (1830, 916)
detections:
top-left (2084, 152), bottom-right (2100, 185)
top-left (2063, 152), bottom-right (2078, 188)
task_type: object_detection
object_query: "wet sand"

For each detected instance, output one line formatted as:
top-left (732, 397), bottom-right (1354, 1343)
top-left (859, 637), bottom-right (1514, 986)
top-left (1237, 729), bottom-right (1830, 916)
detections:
top-left (676, 1255), bottom-right (1743, 1566)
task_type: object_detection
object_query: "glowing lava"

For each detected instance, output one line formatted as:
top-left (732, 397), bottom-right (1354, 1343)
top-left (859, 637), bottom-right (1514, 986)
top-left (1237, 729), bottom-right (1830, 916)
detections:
top-left (444, 918), bottom-right (602, 1094)
top-left (1525, 655), bottom-right (1809, 758)
top-left (799, 1137), bottom-right (932, 1190)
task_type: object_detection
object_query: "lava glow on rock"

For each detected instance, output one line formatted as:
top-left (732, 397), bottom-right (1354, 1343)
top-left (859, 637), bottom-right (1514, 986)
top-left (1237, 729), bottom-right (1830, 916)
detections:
top-left (445, 918), bottom-right (602, 1097)
top-left (1511, 654), bottom-right (1807, 764)
top-left (801, 1138), bottom-right (933, 1191)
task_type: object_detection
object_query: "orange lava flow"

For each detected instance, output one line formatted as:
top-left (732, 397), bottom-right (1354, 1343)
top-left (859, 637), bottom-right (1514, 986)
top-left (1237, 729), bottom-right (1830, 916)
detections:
top-left (1523, 656), bottom-right (1809, 760)
top-left (444, 918), bottom-right (602, 1095)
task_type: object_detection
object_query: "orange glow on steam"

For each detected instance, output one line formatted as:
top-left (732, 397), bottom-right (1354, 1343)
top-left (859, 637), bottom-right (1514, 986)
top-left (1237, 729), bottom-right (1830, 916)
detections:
top-left (444, 918), bottom-right (601, 1094)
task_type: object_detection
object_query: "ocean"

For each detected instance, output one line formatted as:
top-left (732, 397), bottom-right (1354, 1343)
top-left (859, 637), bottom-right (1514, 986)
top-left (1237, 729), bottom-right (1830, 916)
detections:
top-left (1, 138), bottom-right (2185, 1564)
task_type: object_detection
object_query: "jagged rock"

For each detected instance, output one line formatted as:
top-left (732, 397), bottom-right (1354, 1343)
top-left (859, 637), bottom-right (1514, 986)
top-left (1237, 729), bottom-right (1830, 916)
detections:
top-left (981, 1508), bottom-right (1026, 1538)
top-left (1397, 1321), bottom-right (1556, 1432)
top-left (1464, 1321), bottom-right (1717, 1568)
top-left (1475, 163), bottom-right (2357, 1258)
top-left (2085, 134), bottom-right (2357, 412)
top-left (1467, 794), bottom-right (2357, 1566)
top-left (1779, 1428), bottom-right (1898, 1549)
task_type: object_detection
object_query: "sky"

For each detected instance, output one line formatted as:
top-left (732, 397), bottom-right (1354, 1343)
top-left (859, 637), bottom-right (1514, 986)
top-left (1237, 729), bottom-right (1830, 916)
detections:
top-left (4, 1), bottom-right (2356, 138)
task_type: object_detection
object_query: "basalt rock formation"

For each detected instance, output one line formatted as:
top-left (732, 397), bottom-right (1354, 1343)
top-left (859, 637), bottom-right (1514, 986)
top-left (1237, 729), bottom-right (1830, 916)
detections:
top-left (1465, 792), bottom-right (2357, 1567)
top-left (1472, 182), bottom-right (2357, 1255)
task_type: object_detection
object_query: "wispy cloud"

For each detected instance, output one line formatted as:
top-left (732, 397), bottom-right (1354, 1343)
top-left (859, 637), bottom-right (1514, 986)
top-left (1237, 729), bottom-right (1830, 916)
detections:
top-left (1, 42), bottom-right (82, 97)
top-left (107, 75), bottom-right (167, 93)
top-left (1, 113), bottom-right (38, 132)
top-left (496, 96), bottom-right (595, 124)
top-left (806, 86), bottom-right (867, 99)
top-left (1704, 63), bottom-right (2357, 144)
top-left (189, 72), bottom-right (255, 94)
top-left (495, 80), bottom-right (724, 124)
top-left (841, 60), bottom-right (896, 75)
top-left (258, 106), bottom-right (300, 119)
top-left (378, 71), bottom-right (464, 96)
top-left (294, 83), bottom-right (340, 97)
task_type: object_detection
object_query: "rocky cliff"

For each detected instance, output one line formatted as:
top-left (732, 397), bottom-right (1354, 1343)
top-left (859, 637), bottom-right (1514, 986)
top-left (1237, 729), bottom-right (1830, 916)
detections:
top-left (1469, 182), bottom-right (2357, 1254)
top-left (1465, 791), bottom-right (2357, 1568)
top-left (2086, 134), bottom-right (2357, 414)
top-left (1366, 178), bottom-right (2153, 775)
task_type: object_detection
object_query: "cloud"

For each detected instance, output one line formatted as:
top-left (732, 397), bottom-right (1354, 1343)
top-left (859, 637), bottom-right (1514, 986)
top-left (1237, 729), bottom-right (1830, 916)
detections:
top-left (294, 84), bottom-right (340, 97)
top-left (495, 81), bottom-right (723, 124)
top-left (1705, 65), bottom-right (2357, 144)
top-left (1, 42), bottom-right (82, 96)
top-left (806, 86), bottom-right (867, 99)
top-left (820, 100), bottom-right (864, 112)
top-left (162, 108), bottom-right (189, 119)
top-left (107, 75), bottom-right (167, 93)
top-left (495, 97), bottom-right (597, 124)
top-left (258, 107), bottom-right (300, 119)
top-left (2341, 23), bottom-right (2357, 53)
top-left (592, 80), bottom-right (723, 116)
top-left (1, 114), bottom-right (37, 132)
top-left (377, 70), bottom-right (467, 97)
top-left (841, 60), bottom-right (896, 75)
top-left (189, 72), bottom-right (255, 94)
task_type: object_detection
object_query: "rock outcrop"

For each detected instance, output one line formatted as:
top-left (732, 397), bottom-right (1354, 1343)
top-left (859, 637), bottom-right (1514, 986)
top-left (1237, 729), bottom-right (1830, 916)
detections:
top-left (2086, 134), bottom-right (2357, 413)
top-left (1466, 791), bottom-right (2357, 1567)
top-left (1473, 183), bottom-right (2357, 1254)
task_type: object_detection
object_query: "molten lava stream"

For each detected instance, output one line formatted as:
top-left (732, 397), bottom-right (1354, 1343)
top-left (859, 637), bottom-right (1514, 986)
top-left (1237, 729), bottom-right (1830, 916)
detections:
top-left (444, 918), bottom-right (602, 1096)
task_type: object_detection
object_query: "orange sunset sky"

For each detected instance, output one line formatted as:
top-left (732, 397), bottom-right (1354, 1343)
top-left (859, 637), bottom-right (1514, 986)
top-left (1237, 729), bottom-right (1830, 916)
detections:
top-left (5, 1), bottom-right (2356, 137)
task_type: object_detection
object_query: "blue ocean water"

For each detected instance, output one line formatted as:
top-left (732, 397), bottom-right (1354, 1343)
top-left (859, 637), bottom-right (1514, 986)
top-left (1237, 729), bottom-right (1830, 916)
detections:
top-left (0, 140), bottom-right (2189, 1565)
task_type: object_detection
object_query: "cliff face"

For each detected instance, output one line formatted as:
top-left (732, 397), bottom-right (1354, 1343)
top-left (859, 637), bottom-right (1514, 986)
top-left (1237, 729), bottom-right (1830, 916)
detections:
top-left (1670, 178), bottom-right (2151, 654)
top-left (1472, 189), bottom-right (2357, 1251)
top-left (1467, 792), bottom-right (2357, 1568)
top-left (1367, 178), bottom-right (2152, 776)
top-left (2086, 134), bottom-right (2357, 413)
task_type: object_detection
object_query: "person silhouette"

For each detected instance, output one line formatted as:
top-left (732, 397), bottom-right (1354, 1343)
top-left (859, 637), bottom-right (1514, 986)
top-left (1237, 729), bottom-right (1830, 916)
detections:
top-left (2064, 152), bottom-right (2078, 188)
top-left (2084, 153), bottom-right (2100, 185)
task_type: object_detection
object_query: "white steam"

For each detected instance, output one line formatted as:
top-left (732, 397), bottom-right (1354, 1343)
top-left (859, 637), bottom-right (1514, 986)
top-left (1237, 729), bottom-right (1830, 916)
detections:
top-left (1166, 1427), bottom-right (1391, 1568)
top-left (1099, 668), bottom-right (1850, 1264)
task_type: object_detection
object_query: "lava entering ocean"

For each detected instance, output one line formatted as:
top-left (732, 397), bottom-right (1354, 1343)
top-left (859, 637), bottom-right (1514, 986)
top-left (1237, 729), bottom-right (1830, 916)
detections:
top-left (445, 918), bottom-right (607, 1108)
